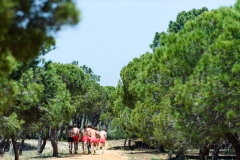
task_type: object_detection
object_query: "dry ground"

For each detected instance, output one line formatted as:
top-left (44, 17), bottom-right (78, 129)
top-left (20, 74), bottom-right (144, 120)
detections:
top-left (1, 139), bottom-right (168, 160)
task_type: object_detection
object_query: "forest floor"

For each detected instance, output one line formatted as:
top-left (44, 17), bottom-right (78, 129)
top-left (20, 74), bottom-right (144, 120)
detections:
top-left (1, 139), bottom-right (168, 160)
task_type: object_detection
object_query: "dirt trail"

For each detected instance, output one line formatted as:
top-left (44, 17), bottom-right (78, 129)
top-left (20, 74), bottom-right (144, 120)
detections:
top-left (44, 139), bottom-right (167, 160)
top-left (54, 141), bottom-right (128, 160)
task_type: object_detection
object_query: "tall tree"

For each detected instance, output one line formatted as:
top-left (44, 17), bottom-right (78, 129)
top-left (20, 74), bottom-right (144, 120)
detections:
top-left (149, 7), bottom-right (208, 51)
top-left (0, 0), bottom-right (80, 113)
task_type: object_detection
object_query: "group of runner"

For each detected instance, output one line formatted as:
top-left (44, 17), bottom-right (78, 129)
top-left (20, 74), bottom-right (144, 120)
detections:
top-left (66, 124), bottom-right (107, 155)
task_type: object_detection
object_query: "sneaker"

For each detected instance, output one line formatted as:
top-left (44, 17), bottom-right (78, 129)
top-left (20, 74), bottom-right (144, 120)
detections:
top-left (102, 151), bottom-right (104, 154)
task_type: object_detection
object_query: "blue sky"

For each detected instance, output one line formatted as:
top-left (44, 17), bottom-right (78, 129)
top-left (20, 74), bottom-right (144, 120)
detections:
top-left (44, 0), bottom-right (236, 86)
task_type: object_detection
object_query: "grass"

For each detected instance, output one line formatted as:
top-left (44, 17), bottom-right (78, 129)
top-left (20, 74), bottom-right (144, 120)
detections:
top-left (1, 139), bottom-right (70, 160)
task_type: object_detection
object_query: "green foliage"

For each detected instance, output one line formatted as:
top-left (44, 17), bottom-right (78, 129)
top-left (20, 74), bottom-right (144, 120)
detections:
top-left (115, 0), bottom-right (240, 152)
top-left (0, 0), bottom-right (80, 61)
top-left (168, 7), bottom-right (208, 33)
top-left (0, 0), bottom-right (80, 114)
top-left (149, 7), bottom-right (208, 51)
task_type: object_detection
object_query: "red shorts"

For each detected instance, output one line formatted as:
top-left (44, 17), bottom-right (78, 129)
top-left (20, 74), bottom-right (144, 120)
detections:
top-left (99, 138), bottom-right (106, 143)
top-left (82, 136), bottom-right (88, 142)
top-left (73, 135), bottom-right (79, 142)
top-left (90, 137), bottom-right (97, 143)
top-left (87, 136), bottom-right (91, 142)
top-left (96, 138), bottom-right (100, 143)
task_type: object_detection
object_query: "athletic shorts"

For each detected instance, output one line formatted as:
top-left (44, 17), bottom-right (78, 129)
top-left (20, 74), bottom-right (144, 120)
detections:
top-left (90, 137), bottom-right (97, 143)
top-left (73, 135), bottom-right (79, 142)
top-left (96, 138), bottom-right (100, 143)
top-left (68, 137), bottom-right (74, 142)
top-left (99, 138), bottom-right (106, 143)
top-left (87, 136), bottom-right (91, 142)
top-left (82, 136), bottom-right (88, 142)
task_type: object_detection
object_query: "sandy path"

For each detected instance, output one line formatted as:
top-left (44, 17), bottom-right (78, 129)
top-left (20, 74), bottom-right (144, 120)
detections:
top-left (58, 150), bottom-right (128, 160)
top-left (54, 142), bottom-right (128, 160)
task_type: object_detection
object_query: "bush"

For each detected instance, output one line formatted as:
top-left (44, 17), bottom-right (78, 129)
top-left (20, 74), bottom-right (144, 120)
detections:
top-left (107, 129), bottom-right (126, 140)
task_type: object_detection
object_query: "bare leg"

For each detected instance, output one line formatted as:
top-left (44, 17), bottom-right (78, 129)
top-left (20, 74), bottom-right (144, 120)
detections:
top-left (82, 141), bottom-right (87, 154)
top-left (69, 142), bottom-right (73, 154)
top-left (87, 142), bottom-right (91, 154)
top-left (74, 141), bottom-right (78, 154)
top-left (102, 142), bottom-right (105, 154)
top-left (91, 142), bottom-right (93, 154)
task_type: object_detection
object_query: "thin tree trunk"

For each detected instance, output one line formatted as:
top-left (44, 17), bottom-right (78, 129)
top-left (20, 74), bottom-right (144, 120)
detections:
top-left (0, 136), bottom-right (6, 144)
top-left (128, 139), bottom-right (131, 150)
top-left (0, 136), bottom-right (6, 155)
top-left (124, 137), bottom-right (127, 150)
top-left (9, 141), bottom-right (13, 155)
top-left (50, 128), bottom-right (58, 157)
top-left (4, 138), bottom-right (9, 152)
top-left (58, 124), bottom-right (65, 141)
top-left (199, 144), bottom-right (210, 160)
top-left (211, 144), bottom-right (220, 160)
top-left (73, 114), bottom-right (77, 124)
top-left (78, 114), bottom-right (83, 128)
top-left (175, 147), bottom-right (184, 160)
top-left (11, 135), bottom-right (19, 160)
top-left (83, 115), bottom-right (86, 126)
top-left (18, 138), bottom-right (25, 155)
top-left (225, 132), bottom-right (240, 160)
top-left (37, 131), bottom-right (43, 153)
top-left (39, 129), bottom-right (49, 154)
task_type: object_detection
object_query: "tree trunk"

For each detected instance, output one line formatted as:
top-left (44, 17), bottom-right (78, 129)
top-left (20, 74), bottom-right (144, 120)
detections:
top-left (11, 135), bottom-right (19, 160)
top-left (225, 132), bottom-right (240, 159)
top-left (0, 136), bottom-right (6, 145)
top-left (31, 132), bottom-right (36, 139)
top-left (157, 141), bottom-right (165, 152)
top-left (211, 144), bottom-right (220, 160)
top-left (37, 131), bottom-right (43, 153)
top-left (128, 139), bottom-right (131, 150)
top-left (58, 124), bottom-right (65, 141)
top-left (124, 137), bottom-right (127, 150)
top-left (4, 138), bottom-right (9, 152)
top-left (50, 128), bottom-right (58, 157)
top-left (83, 115), bottom-right (86, 126)
top-left (199, 144), bottom-right (210, 160)
top-left (39, 129), bottom-right (49, 154)
top-left (9, 141), bottom-right (13, 155)
top-left (0, 136), bottom-right (6, 155)
top-left (18, 138), bottom-right (25, 155)
top-left (73, 114), bottom-right (77, 124)
top-left (175, 147), bottom-right (184, 160)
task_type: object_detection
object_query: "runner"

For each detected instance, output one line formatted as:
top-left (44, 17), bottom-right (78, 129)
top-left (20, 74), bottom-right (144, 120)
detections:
top-left (86, 124), bottom-right (92, 154)
top-left (99, 128), bottom-right (107, 154)
top-left (81, 125), bottom-right (88, 155)
top-left (72, 124), bottom-right (80, 154)
top-left (90, 126), bottom-right (99, 155)
top-left (95, 127), bottom-right (100, 150)
top-left (66, 125), bottom-right (74, 154)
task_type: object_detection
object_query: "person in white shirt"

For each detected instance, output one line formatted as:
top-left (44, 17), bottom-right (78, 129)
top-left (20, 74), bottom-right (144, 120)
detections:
top-left (99, 128), bottom-right (107, 154)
